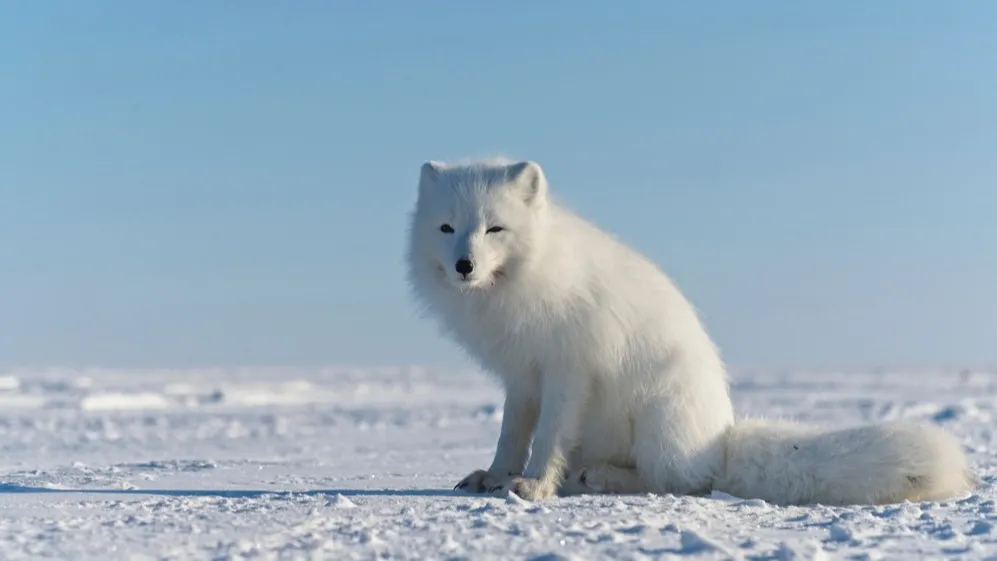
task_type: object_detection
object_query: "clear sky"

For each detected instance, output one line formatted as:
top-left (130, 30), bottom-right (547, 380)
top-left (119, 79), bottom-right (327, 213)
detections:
top-left (2, 1), bottom-right (995, 371)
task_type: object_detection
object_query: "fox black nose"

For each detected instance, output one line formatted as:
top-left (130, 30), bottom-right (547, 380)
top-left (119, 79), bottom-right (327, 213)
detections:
top-left (455, 258), bottom-right (474, 276)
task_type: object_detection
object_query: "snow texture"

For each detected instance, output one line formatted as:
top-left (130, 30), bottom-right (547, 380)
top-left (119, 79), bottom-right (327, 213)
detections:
top-left (0, 365), bottom-right (994, 560)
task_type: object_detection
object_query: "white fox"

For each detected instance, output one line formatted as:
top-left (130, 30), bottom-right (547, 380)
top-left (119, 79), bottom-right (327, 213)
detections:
top-left (405, 157), bottom-right (974, 505)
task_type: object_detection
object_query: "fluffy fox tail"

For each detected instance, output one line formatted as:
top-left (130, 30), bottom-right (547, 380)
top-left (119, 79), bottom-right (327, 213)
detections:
top-left (714, 419), bottom-right (975, 506)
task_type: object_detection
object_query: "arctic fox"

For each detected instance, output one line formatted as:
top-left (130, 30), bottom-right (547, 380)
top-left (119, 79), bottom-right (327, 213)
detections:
top-left (405, 157), bottom-right (974, 505)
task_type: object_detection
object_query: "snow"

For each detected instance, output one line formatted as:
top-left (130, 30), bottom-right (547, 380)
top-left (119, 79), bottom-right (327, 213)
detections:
top-left (0, 365), bottom-right (994, 559)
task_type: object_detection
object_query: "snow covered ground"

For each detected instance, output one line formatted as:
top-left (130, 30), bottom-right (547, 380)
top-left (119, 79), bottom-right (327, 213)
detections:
top-left (0, 365), bottom-right (994, 560)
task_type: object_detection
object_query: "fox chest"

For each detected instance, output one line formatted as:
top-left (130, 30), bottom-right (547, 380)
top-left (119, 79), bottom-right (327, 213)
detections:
top-left (450, 301), bottom-right (608, 376)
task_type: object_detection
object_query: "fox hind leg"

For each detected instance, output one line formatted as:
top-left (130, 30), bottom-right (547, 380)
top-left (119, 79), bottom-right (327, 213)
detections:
top-left (559, 464), bottom-right (649, 495)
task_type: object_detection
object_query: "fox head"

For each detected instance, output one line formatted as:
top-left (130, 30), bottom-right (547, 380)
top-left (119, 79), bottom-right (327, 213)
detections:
top-left (408, 158), bottom-right (549, 292)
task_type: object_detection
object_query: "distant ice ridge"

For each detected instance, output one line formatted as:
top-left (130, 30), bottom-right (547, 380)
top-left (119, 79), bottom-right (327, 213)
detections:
top-left (0, 365), bottom-right (500, 412)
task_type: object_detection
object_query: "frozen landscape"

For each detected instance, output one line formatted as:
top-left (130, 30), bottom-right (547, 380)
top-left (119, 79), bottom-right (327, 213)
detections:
top-left (0, 365), bottom-right (994, 560)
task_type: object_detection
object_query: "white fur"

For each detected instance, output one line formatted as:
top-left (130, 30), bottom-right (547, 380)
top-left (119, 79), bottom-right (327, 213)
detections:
top-left (405, 157), bottom-right (975, 506)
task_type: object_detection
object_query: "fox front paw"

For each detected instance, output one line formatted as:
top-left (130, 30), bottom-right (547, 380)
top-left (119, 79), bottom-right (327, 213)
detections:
top-left (454, 469), bottom-right (512, 494)
top-left (494, 476), bottom-right (557, 501)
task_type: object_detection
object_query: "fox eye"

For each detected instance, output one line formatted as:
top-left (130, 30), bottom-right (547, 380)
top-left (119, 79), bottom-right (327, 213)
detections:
top-left (439, 224), bottom-right (454, 233)
top-left (486, 226), bottom-right (504, 234)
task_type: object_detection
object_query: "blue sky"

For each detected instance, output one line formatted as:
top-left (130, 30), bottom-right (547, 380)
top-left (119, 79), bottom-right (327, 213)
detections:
top-left (2, 1), bottom-right (995, 370)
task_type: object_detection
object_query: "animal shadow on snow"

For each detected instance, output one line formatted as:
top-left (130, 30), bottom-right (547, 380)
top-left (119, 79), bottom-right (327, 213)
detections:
top-left (0, 484), bottom-right (460, 499)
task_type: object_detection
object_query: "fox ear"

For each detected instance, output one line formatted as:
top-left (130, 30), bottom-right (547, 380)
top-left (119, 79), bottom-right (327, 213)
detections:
top-left (418, 160), bottom-right (445, 196)
top-left (505, 160), bottom-right (547, 207)
top-left (420, 160), bottom-right (445, 185)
